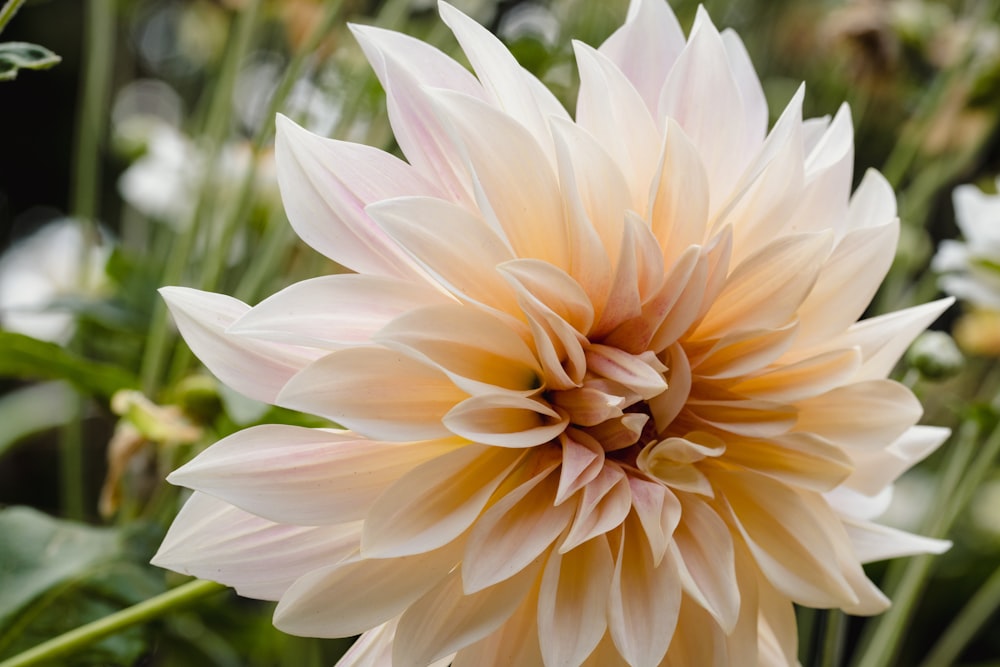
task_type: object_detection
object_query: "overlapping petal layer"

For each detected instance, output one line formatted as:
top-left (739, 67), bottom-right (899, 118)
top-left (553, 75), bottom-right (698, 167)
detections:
top-left (155, 1), bottom-right (951, 665)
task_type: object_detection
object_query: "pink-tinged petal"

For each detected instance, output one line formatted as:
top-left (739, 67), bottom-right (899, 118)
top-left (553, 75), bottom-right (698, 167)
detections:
top-left (687, 397), bottom-right (797, 439)
top-left (847, 168), bottom-right (897, 231)
top-left (229, 274), bottom-right (451, 349)
top-left (438, 1), bottom-right (569, 155)
top-left (273, 539), bottom-right (463, 638)
top-left (841, 518), bottom-right (950, 564)
top-left (444, 393), bottom-right (569, 447)
top-left (591, 215), bottom-right (661, 339)
top-left (350, 26), bottom-right (477, 204)
top-left (598, 0), bottom-right (685, 113)
top-left (793, 380), bottom-right (922, 450)
top-left (649, 252), bottom-right (710, 352)
top-left (152, 492), bottom-right (360, 601)
top-left (334, 619), bottom-right (396, 667)
top-left (659, 8), bottom-right (750, 208)
top-left (463, 462), bottom-right (574, 593)
top-left (692, 231), bottom-right (832, 340)
top-left (428, 89), bottom-right (570, 271)
top-left (538, 535), bottom-right (614, 667)
top-left (160, 286), bottom-right (322, 404)
top-left (755, 571), bottom-right (799, 666)
top-left (648, 342), bottom-right (692, 428)
top-left (367, 196), bottom-right (523, 318)
top-left (716, 469), bottom-right (858, 607)
top-left (168, 425), bottom-right (462, 524)
top-left (846, 298), bottom-right (953, 380)
top-left (720, 28), bottom-right (767, 149)
top-left (574, 41), bottom-right (661, 214)
top-left (841, 425), bottom-right (949, 496)
top-left (795, 221), bottom-right (899, 345)
top-left (663, 597), bottom-right (730, 667)
top-left (498, 259), bottom-right (595, 334)
top-left (628, 474), bottom-right (681, 566)
top-left (375, 304), bottom-right (542, 395)
top-left (555, 429), bottom-right (606, 505)
top-left (585, 343), bottom-right (667, 400)
top-left (560, 463), bottom-right (632, 552)
top-left (608, 515), bottom-right (682, 667)
top-left (278, 347), bottom-right (467, 441)
top-left (549, 117), bottom-right (624, 313)
top-left (691, 322), bottom-right (799, 380)
top-left (724, 432), bottom-right (854, 493)
top-left (520, 296), bottom-right (588, 391)
top-left (552, 387), bottom-right (625, 428)
top-left (393, 559), bottom-right (541, 667)
top-left (274, 114), bottom-right (437, 280)
top-left (361, 444), bottom-right (524, 557)
top-left (729, 347), bottom-right (862, 403)
top-left (451, 587), bottom-right (544, 667)
top-left (786, 104), bottom-right (855, 236)
top-left (672, 496), bottom-right (739, 632)
top-left (649, 120), bottom-right (710, 267)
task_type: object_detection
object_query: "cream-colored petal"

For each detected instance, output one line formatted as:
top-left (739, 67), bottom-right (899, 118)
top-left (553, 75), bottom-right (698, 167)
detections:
top-left (628, 474), bottom-right (681, 566)
top-left (438, 0), bottom-right (568, 157)
top-left (598, 0), bottom-right (685, 113)
top-left (692, 322), bottom-right (799, 380)
top-left (662, 596), bottom-right (729, 667)
top-left (538, 535), bottom-right (614, 667)
top-left (463, 462), bottom-right (574, 593)
top-left (693, 231), bottom-right (832, 340)
top-left (499, 259), bottom-right (595, 334)
top-left (152, 492), bottom-right (360, 601)
top-left (229, 274), bottom-right (451, 349)
top-left (428, 88), bottom-right (570, 271)
top-left (840, 425), bottom-right (949, 496)
top-left (376, 303), bottom-right (542, 395)
top-left (274, 114), bottom-right (437, 280)
top-left (555, 429), bottom-right (606, 505)
top-left (729, 347), bottom-right (862, 402)
top-left (160, 287), bottom-right (322, 404)
top-left (841, 517), bottom-right (950, 564)
top-left (687, 396), bottom-right (797, 439)
top-left (649, 119), bottom-right (710, 267)
top-left (362, 444), bottom-right (523, 557)
top-left (585, 343), bottom-right (667, 400)
top-left (444, 393), bottom-right (568, 447)
top-left (368, 195), bottom-right (522, 317)
top-left (793, 380), bottom-right (921, 449)
top-left (169, 425), bottom-right (462, 524)
top-left (723, 432), bottom-right (854, 493)
top-left (574, 41), bottom-right (661, 214)
top-left (720, 28), bottom-right (767, 149)
top-left (451, 585), bottom-right (545, 667)
top-left (350, 26), bottom-right (476, 204)
top-left (608, 515), bottom-right (682, 667)
top-left (278, 347), bottom-right (467, 441)
top-left (273, 539), bottom-right (463, 638)
top-left (560, 463), bottom-right (632, 552)
top-left (393, 560), bottom-right (541, 667)
top-left (672, 496), bottom-right (739, 632)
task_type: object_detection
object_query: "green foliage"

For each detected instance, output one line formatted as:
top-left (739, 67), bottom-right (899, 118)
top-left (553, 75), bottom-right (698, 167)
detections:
top-left (0, 507), bottom-right (164, 665)
top-left (0, 42), bottom-right (59, 81)
top-left (0, 332), bottom-right (137, 400)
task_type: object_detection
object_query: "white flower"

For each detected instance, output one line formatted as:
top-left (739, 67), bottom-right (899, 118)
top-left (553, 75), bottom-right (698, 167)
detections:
top-left (933, 178), bottom-right (1000, 310)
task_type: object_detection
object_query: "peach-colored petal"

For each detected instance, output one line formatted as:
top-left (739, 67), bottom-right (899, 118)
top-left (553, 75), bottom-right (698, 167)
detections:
top-left (273, 539), bottom-right (463, 638)
top-left (160, 286), bottom-right (322, 404)
top-left (560, 463), bottom-right (632, 552)
top-left (274, 115), bottom-right (438, 280)
top-left (361, 444), bottom-right (523, 557)
top-left (444, 393), bottom-right (569, 447)
top-left (672, 496), bottom-right (739, 632)
top-left (538, 535), bottom-right (614, 667)
top-left (229, 274), bottom-right (451, 349)
top-left (793, 380), bottom-right (922, 449)
top-left (278, 347), bottom-right (467, 441)
top-left (151, 492), bottom-right (360, 601)
top-left (168, 425), bottom-right (462, 524)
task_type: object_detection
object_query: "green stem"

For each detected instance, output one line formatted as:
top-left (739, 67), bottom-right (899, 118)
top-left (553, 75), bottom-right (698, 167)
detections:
top-left (139, 0), bottom-right (262, 396)
top-left (919, 561), bottom-right (1000, 667)
top-left (853, 415), bottom-right (992, 667)
top-left (0, 0), bottom-right (25, 34)
top-left (817, 610), bottom-right (846, 667)
top-left (0, 580), bottom-right (225, 667)
top-left (57, 401), bottom-right (85, 520)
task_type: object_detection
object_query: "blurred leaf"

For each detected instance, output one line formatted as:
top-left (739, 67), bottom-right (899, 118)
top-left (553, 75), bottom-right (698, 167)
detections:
top-left (0, 381), bottom-right (80, 459)
top-left (0, 41), bottom-right (60, 81)
top-left (0, 331), bottom-right (138, 399)
top-left (0, 507), bottom-right (164, 664)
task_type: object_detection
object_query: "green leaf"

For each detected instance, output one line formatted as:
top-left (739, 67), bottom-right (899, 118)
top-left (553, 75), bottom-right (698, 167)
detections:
top-left (0, 331), bottom-right (138, 399)
top-left (0, 381), bottom-right (80, 460)
top-left (0, 41), bottom-right (60, 81)
top-left (0, 508), bottom-right (164, 664)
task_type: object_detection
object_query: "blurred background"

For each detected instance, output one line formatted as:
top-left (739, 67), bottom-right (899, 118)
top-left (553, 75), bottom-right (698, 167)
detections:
top-left (1, 0), bottom-right (999, 665)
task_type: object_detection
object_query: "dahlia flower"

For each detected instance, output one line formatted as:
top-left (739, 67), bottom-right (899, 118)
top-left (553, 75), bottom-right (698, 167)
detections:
top-left (932, 178), bottom-right (1000, 310)
top-left (153, 1), bottom-right (952, 664)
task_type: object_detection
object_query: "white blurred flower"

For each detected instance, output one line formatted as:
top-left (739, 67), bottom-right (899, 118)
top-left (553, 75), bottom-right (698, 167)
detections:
top-left (932, 179), bottom-right (1000, 310)
top-left (0, 219), bottom-right (111, 344)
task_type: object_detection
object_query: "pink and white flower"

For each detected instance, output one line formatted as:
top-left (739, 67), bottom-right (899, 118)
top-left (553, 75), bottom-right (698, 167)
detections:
top-left (153, 1), bottom-right (952, 664)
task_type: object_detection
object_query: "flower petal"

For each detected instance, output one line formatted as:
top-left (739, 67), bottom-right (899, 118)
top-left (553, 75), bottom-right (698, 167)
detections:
top-left (160, 286), bottom-right (321, 404)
